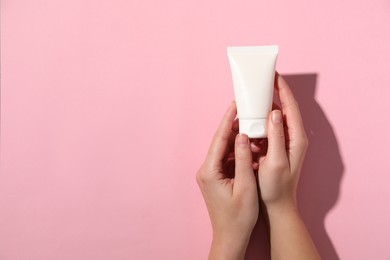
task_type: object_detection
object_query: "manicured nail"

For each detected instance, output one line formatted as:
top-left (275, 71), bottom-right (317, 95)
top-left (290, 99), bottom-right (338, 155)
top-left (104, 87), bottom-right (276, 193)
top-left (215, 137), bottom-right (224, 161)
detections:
top-left (272, 110), bottom-right (282, 124)
top-left (237, 134), bottom-right (249, 147)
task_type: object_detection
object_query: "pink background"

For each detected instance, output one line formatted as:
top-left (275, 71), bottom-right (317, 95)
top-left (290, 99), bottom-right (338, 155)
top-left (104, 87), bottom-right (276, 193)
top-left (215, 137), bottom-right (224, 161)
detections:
top-left (1, 0), bottom-right (390, 259)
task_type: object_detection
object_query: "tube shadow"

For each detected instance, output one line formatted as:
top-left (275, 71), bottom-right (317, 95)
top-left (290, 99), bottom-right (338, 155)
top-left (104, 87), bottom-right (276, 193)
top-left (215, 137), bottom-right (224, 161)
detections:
top-left (245, 73), bottom-right (343, 260)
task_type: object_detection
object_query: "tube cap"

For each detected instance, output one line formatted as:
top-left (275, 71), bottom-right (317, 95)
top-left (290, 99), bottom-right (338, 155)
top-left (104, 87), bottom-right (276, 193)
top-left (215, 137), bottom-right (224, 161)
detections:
top-left (239, 118), bottom-right (267, 138)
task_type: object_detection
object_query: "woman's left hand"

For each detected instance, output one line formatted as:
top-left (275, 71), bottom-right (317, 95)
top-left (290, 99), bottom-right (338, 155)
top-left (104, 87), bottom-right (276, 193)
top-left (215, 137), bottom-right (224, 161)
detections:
top-left (196, 102), bottom-right (259, 260)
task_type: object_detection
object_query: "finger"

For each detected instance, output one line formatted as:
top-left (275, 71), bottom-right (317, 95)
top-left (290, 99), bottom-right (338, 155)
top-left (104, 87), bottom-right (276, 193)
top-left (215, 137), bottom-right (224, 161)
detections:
top-left (234, 134), bottom-right (257, 193)
top-left (275, 73), bottom-right (307, 147)
top-left (206, 102), bottom-right (237, 167)
top-left (266, 110), bottom-right (288, 161)
top-left (232, 118), bottom-right (239, 132)
top-left (250, 142), bottom-right (261, 153)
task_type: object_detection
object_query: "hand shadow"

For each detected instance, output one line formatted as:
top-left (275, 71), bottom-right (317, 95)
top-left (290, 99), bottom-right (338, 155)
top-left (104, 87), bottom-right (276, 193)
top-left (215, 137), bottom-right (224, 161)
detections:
top-left (245, 74), bottom-right (343, 260)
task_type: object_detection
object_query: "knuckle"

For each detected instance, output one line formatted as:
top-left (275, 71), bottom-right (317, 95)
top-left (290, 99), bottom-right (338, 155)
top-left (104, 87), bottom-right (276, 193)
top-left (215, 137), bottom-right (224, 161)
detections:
top-left (296, 136), bottom-right (309, 150)
top-left (269, 160), bottom-right (286, 172)
top-left (195, 166), bottom-right (210, 187)
top-left (304, 136), bottom-right (309, 148)
top-left (235, 149), bottom-right (249, 161)
top-left (195, 170), bottom-right (204, 186)
top-left (294, 100), bottom-right (300, 110)
top-left (235, 151), bottom-right (253, 166)
top-left (281, 99), bottom-right (299, 110)
top-left (271, 129), bottom-right (285, 138)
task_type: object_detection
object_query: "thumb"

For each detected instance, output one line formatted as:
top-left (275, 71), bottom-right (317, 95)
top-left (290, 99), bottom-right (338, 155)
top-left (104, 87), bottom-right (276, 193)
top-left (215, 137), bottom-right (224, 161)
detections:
top-left (234, 134), bottom-right (256, 193)
top-left (266, 110), bottom-right (287, 160)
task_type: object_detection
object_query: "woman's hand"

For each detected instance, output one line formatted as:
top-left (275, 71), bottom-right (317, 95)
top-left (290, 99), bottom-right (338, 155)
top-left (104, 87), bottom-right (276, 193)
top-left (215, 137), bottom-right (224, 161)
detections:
top-left (257, 74), bottom-right (309, 212)
top-left (254, 74), bottom-right (320, 260)
top-left (196, 102), bottom-right (258, 260)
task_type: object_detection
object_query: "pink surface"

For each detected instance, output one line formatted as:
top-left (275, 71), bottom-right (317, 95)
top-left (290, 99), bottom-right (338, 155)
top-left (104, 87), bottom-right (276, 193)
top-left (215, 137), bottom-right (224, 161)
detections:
top-left (1, 0), bottom-right (390, 259)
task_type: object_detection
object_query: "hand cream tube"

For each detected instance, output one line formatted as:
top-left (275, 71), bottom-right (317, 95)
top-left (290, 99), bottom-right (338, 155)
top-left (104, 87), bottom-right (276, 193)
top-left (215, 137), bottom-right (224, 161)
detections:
top-left (227, 45), bottom-right (279, 138)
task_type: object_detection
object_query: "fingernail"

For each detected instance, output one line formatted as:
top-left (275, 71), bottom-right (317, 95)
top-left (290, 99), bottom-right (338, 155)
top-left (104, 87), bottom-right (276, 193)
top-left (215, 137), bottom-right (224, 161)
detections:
top-left (237, 134), bottom-right (249, 147)
top-left (272, 110), bottom-right (282, 124)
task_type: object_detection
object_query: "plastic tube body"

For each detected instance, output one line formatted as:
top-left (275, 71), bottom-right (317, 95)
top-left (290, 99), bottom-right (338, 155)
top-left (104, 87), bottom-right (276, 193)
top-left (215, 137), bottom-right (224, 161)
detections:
top-left (227, 45), bottom-right (279, 138)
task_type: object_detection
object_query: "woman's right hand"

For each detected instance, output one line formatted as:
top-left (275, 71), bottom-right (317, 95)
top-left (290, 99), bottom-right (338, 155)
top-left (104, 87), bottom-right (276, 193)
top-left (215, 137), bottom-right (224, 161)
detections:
top-left (257, 74), bottom-right (309, 212)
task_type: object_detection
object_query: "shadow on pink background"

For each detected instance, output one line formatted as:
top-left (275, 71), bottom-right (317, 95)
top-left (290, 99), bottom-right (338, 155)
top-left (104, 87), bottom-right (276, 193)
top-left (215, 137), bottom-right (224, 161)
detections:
top-left (288, 74), bottom-right (343, 260)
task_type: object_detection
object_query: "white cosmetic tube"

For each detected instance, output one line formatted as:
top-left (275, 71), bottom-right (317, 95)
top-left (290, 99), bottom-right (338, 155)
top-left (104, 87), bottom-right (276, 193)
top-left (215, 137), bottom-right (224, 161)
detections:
top-left (227, 45), bottom-right (279, 138)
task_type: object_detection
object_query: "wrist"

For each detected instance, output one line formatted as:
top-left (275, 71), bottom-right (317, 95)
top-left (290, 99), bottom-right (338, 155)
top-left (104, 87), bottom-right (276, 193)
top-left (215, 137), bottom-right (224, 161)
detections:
top-left (263, 200), bottom-right (299, 220)
top-left (209, 232), bottom-right (251, 260)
